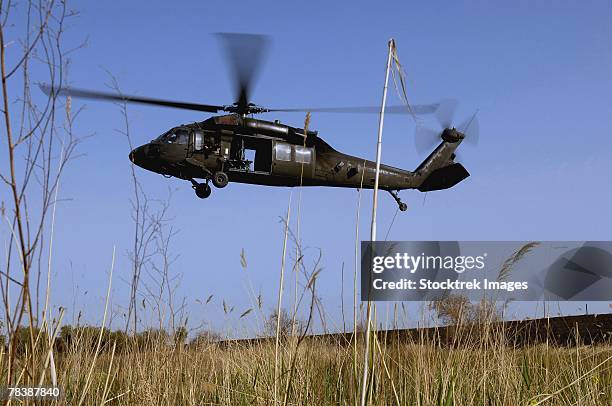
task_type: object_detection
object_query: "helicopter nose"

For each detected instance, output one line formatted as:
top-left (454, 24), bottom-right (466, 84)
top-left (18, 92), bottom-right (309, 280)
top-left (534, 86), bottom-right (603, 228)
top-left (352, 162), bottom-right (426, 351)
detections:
top-left (129, 145), bottom-right (148, 166)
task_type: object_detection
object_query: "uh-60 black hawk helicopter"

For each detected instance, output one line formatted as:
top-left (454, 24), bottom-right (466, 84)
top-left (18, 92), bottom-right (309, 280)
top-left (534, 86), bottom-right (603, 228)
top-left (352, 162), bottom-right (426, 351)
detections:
top-left (41, 34), bottom-right (479, 212)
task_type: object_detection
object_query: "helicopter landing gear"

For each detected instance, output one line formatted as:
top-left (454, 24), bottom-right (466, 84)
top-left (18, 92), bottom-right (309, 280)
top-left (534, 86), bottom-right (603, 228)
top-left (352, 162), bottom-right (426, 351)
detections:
top-left (191, 179), bottom-right (212, 199)
top-left (212, 171), bottom-right (229, 188)
top-left (195, 183), bottom-right (212, 199)
top-left (388, 190), bottom-right (408, 212)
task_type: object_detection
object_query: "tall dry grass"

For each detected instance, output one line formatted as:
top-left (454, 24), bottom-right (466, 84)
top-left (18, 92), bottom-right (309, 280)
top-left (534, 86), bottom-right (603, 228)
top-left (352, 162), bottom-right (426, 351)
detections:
top-left (2, 322), bottom-right (609, 405)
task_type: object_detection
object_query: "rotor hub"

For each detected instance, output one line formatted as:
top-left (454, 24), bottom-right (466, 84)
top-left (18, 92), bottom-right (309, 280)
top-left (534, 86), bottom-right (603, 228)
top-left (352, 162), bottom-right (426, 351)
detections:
top-left (441, 128), bottom-right (464, 143)
top-left (223, 102), bottom-right (269, 116)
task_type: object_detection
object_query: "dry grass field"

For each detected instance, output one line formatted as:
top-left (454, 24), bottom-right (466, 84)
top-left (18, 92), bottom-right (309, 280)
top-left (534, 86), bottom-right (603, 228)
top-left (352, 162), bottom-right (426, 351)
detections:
top-left (68, 342), bottom-right (610, 405)
top-left (1, 318), bottom-right (610, 405)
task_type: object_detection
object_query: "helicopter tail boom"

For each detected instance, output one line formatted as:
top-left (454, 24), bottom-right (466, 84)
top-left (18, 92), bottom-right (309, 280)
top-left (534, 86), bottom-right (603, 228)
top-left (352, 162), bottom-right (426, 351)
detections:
top-left (413, 136), bottom-right (469, 192)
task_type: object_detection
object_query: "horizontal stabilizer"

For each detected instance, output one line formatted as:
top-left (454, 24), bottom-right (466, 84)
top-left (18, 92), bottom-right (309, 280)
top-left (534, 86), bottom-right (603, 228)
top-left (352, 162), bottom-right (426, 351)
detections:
top-left (417, 163), bottom-right (469, 192)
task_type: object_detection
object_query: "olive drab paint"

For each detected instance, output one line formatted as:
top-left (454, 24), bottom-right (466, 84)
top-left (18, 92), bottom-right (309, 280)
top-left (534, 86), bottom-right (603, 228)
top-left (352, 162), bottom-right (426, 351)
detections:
top-left (127, 114), bottom-right (469, 210)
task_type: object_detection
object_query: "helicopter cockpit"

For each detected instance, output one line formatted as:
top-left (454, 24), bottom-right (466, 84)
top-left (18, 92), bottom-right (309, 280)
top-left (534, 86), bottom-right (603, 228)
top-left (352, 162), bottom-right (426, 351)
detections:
top-left (155, 128), bottom-right (190, 144)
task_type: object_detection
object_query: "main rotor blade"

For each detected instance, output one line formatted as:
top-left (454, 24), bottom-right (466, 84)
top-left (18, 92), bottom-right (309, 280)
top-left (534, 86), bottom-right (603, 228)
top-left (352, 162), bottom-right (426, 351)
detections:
top-left (39, 84), bottom-right (224, 113)
top-left (216, 33), bottom-right (270, 111)
top-left (267, 104), bottom-right (439, 114)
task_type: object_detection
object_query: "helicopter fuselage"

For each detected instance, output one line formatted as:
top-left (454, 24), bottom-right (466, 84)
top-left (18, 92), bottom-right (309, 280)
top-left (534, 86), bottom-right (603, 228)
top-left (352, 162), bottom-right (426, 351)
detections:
top-left (128, 114), bottom-right (470, 207)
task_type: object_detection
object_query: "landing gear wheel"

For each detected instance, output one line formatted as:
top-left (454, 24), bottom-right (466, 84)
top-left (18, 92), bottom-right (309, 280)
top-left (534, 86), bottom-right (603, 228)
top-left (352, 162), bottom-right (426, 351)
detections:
top-left (195, 183), bottom-right (211, 199)
top-left (388, 190), bottom-right (408, 212)
top-left (212, 171), bottom-right (229, 188)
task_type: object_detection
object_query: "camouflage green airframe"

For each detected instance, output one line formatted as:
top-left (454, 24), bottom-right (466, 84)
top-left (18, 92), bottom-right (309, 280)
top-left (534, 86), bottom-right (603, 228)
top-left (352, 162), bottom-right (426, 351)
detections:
top-left (128, 114), bottom-right (469, 210)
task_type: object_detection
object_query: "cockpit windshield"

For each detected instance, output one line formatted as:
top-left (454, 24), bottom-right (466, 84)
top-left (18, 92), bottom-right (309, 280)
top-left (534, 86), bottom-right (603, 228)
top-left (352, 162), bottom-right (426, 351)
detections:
top-left (156, 128), bottom-right (189, 144)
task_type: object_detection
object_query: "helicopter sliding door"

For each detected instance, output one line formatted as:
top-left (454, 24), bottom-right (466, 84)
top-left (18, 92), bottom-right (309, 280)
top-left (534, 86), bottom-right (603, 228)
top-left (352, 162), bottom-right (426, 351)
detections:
top-left (272, 141), bottom-right (315, 178)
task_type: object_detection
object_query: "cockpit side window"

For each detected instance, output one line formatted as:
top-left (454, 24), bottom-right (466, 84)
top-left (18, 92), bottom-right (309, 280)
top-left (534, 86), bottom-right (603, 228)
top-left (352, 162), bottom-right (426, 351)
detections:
top-left (157, 129), bottom-right (189, 144)
top-left (155, 130), bottom-right (172, 142)
top-left (194, 130), bottom-right (204, 151)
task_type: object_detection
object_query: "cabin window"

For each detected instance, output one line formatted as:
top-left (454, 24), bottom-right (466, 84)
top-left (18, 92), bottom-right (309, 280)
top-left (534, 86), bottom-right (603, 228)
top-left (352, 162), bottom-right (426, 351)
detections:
top-left (294, 146), bottom-right (312, 164)
top-left (194, 130), bottom-right (204, 151)
top-left (275, 143), bottom-right (292, 161)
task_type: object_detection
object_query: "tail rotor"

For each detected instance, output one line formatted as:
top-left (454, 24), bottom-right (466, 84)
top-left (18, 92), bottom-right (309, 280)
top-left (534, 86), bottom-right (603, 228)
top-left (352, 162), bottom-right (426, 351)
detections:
top-left (414, 99), bottom-right (480, 155)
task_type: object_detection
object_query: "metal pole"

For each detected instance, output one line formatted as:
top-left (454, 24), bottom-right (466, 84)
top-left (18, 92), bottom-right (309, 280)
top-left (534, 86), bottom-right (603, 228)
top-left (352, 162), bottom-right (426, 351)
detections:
top-left (360, 38), bottom-right (394, 406)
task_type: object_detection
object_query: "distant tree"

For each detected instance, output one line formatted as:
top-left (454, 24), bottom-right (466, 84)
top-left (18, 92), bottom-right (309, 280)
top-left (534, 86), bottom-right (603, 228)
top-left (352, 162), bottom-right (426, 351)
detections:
top-left (133, 328), bottom-right (170, 350)
top-left (191, 330), bottom-right (222, 347)
top-left (263, 308), bottom-right (304, 338)
top-left (430, 295), bottom-right (473, 326)
top-left (470, 298), bottom-right (501, 324)
top-left (57, 325), bottom-right (130, 354)
top-left (430, 295), bottom-right (501, 326)
top-left (11, 326), bottom-right (44, 355)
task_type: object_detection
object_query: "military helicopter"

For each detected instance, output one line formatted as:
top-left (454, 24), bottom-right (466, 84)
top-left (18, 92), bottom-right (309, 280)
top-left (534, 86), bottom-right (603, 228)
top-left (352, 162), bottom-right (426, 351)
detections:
top-left (40, 34), bottom-right (478, 211)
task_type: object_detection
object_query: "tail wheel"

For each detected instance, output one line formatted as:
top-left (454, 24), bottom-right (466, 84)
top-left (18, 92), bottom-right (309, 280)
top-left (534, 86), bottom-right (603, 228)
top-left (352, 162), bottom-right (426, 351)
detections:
top-left (195, 183), bottom-right (212, 199)
top-left (212, 171), bottom-right (229, 188)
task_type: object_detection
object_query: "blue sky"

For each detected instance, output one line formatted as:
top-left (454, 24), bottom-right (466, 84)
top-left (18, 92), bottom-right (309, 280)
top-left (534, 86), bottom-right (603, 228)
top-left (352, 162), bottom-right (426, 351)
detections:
top-left (3, 1), bottom-right (612, 335)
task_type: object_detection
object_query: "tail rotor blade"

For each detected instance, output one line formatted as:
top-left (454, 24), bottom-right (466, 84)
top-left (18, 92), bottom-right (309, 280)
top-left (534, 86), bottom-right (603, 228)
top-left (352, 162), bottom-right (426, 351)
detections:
top-left (435, 98), bottom-right (458, 129)
top-left (458, 112), bottom-right (480, 146)
top-left (415, 125), bottom-right (440, 155)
